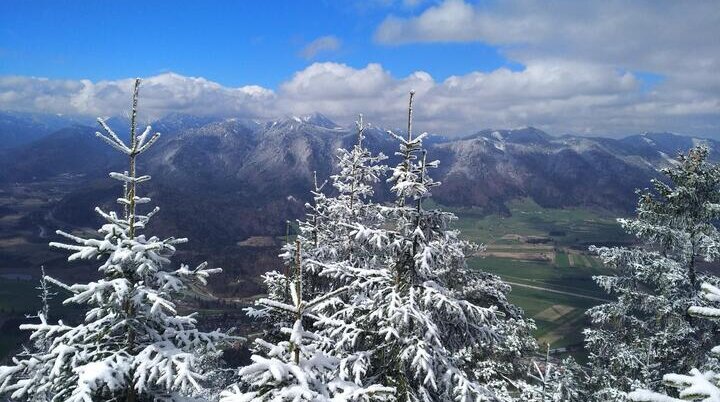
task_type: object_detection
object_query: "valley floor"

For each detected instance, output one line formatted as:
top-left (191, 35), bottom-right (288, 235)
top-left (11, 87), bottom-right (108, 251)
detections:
top-left (452, 198), bottom-right (632, 357)
top-left (0, 191), bottom-right (632, 361)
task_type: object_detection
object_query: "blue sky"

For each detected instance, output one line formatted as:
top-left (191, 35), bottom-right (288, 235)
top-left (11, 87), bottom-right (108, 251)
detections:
top-left (0, 1), bottom-right (515, 88)
top-left (0, 1), bottom-right (717, 137)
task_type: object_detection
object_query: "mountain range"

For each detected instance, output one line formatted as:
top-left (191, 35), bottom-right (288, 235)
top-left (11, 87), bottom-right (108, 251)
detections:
top-left (0, 110), bottom-right (717, 253)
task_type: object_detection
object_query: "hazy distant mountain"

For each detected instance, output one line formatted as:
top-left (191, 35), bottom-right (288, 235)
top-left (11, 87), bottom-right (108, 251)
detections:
top-left (0, 110), bottom-right (93, 149)
top-left (0, 125), bottom-right (118, 182)
top-left (0, 112), bottom-right (717, 249)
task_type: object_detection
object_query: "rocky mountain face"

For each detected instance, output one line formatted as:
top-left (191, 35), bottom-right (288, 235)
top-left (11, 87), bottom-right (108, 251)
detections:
top-left (0, 112), bottom-right (717, 251)
top-left (430, 128), bottom-right (667, 214)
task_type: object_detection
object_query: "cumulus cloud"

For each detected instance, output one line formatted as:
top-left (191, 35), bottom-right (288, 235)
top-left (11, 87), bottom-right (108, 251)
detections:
top-left (376, 0), bottom-right (484, 44)
top-left (0, 73), bottom-right (276, 123)
top-left (299, 35), bottom-right (342, 60)
top-left (373, 0), bottom-right (720, 84)
top-left (373, 0), bottom-right (720, 136)
top-left (0, 60), bottom-right (718, 137)
top-left (374, 0), bottom-right (720, 72)
top-left (271, 60), bottom-right (653, 135)
top-left (1, 1), bottom-right (717, 138)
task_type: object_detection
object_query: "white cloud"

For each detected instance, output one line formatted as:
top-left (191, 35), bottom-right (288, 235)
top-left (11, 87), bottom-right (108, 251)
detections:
top-left (299, 35), bottom-right (342, 60)
top-left (373, 0), bottom-right (720, 136)
top-left (374, 0), bottom-right (720, 68)
top-left (1, 1), bottom-right (717, 138)
top-left (374, 0), bottom-right (720, 82)
top-left (376, 0), bottom-right (483, 44)
top-left (267, 60), bottom-right (717, 137)
top-left (0, 73), bottom-right (276, 123)
top-left (0, 61), bottom-right (718, 137)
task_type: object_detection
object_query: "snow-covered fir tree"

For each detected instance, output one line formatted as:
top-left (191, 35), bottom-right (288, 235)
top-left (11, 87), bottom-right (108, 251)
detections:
top-left (297, 114), bottom-right (388, 301)
top-left (241, 95), bottom-right (536, 401)
top-left (629, 282), bottom-right (720, 402)
top-left (221, 241), bottom-right (394, 401)
top-left (311, 91), bottom-right (536, 401)
top-left (246, 113), bottom-right (387, 338)
top-left (0, 78), bottom-right (227, 402)
top-left (237, 114), bottom-right (393, 397)
top-left (584, 145), bottom-right (720, 400)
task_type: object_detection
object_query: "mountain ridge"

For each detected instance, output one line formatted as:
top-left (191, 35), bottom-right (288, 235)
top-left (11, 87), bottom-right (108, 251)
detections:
top-left (1, 113), bottom-right (717, 249)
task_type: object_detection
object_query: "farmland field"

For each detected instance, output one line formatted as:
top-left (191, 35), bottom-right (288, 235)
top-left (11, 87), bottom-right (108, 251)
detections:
top-left (448, 198), bottom-right (633, 356)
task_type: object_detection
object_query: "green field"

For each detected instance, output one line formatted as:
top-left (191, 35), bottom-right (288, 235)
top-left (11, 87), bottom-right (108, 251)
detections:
top-left (448, 198), bottom-right (632, 354)
top-left (449, 197), bottom-right (628, 247)
top-left (469, 256), bottom-right (607, 350)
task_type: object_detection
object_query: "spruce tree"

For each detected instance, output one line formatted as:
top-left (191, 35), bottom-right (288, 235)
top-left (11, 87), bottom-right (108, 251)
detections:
top-left (0, 79), bottom-right (227, 401)
top-left (220, 241), bottom-right (394, 401)
top-left (315, 92), bottom-right (535, 401)
top-left (233, 97), bottom-right (535, 401)
top-left (297, 114), bottom-right (388, 300)
top-left (629, 282), bottom-right (720, 402)
top-left (584, 146), bottom-right (720, 400)
top-left (242, 114), bottom-right (392, 395)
